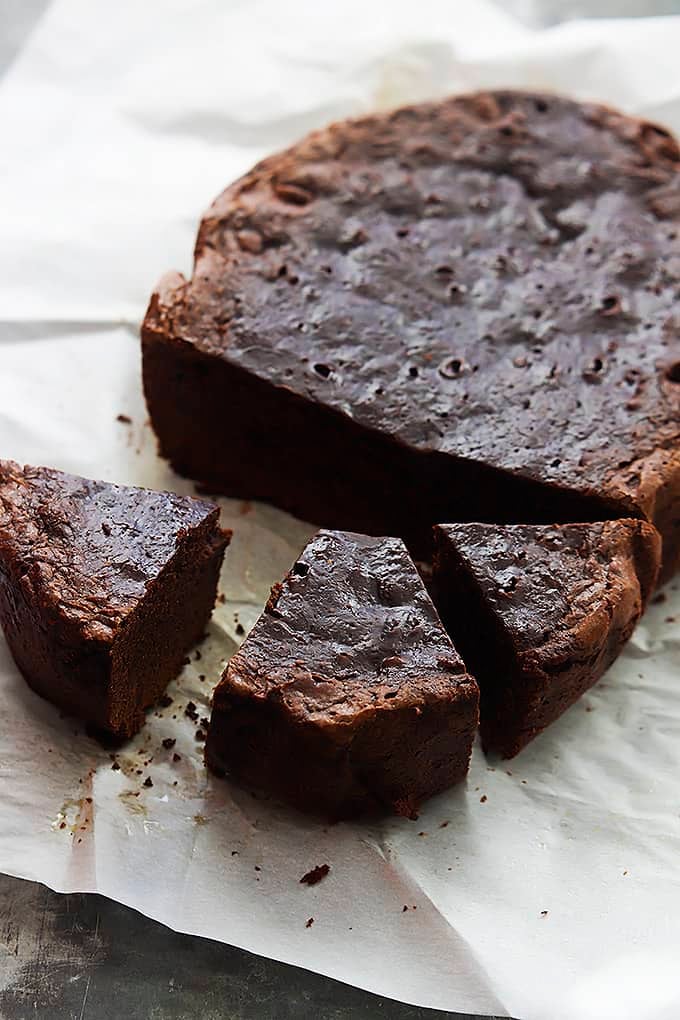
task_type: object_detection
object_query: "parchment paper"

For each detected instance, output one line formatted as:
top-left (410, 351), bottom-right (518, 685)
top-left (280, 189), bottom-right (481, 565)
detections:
top-left (1, 3), bottom-right (680, 1017)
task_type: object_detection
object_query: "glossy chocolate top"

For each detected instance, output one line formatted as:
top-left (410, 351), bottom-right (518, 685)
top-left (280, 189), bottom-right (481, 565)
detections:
top-left (434, 519), bottom-right (660, 656)
top-left (148, 90), bottom-right (680, 509)
top-left (224, 529), bottom-right (475, 719)
top-left (0, 461), bottom-right (221, 643)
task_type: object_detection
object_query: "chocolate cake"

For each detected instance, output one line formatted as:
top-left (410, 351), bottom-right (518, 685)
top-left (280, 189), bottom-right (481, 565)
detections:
top-left (0, 461), bottom-right (230, 740)
top-left (433, 519), bottom-right (660, 758)
top-left (205, 530), bottom-right (479, 817)
top-left (142, 90), bottom-right (680, 581)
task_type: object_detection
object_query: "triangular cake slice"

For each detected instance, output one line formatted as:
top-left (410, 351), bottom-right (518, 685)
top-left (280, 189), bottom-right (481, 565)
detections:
top-left (206, 529), bottom-right (479, 817)
top-left (433, 520), bottom-right (660, 758)
top-left (0, 461), bottom-right (230, 740)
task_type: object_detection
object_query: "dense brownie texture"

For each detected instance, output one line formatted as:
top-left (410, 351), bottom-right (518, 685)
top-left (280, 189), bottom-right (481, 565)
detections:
top-left (0, 461), bottom-right (229, 740)
top-left (142, 90), bottom-right (680, 581)
top-left (206, 530), bottom-right (479, 817)
top-left (433, 520), bottom-right (660, 758)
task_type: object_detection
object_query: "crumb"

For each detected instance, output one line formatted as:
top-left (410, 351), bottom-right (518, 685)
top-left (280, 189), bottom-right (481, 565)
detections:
top-left (652, 592), bottom-right (667, 604)
top-left (182, 657), bottom-right (191, 667)
top-left (200, 717), bottom-right (209, 728)
top-left (231, 850), bottom-right (239, 856)
top-left (254, 865), bottom-right (261, 872)
top-left (218, 593), bottom-right (226, 604)
top-left (59, 821), bottom-right (66, 829)
top-left (439, 821), bottom-right (449, 828)
top-left (265, 582), bottom-right (284, 614)
top-left (505, 770), bottom-right (512, 776)
top-left (195, 729), bottom-right (206, 742)
top-left (305, 917), bottom-right (314, 928)
top-left (136, 770), bottom-right (142, 776)
top-left (143, 777), bottom-right (153, 788)
top-left (116, 413), bottom-right (132, 424)
top-left (86, 797), bottom-right (92, 804)
top-left (480, 795), bottom-right (487, 803)
top-left (185, 701), bottom-right (199, 722)
top-left (393, 797), bottom-right (419, 821)
top-left (623, 870), bottom-right (628, 876)
top-left (173, 781), bottom-right (178, 786)
top-left (159, 695), bottom-right (173, 708)
top-left (198, 674), bottom-right (206, 682)
top-left (101, 522), bottom-right (111, 536)
top-left (173, 753), bottom-right (182, 762)
top-left (111, 761), bottom-right (121, 771)
top-left (77, 838), bottom-right (82, 844)
top-left (162, 738), bottom-right (176, 750)
top-left (195, 650), bottom-right (202, 661)
top-left (665, 616), bottom-right (676, 624)
top-left (235, 623), bottom-right (245, 636)
top-left (402, 905), bottom-right (408, 912)
top-left (521, 780), bottom-right (527, 785)
top-left (418, 831), bottom-right (426, 837)
top-left (300, 864), bottom-right (330, 886)
top-left (540, 910), bottom-right (548, 917)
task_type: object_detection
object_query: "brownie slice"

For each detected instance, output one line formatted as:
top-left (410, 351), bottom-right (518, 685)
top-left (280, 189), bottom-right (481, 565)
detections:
top-left (433, 519), bottom-right (660, 758)
top-left (206, 530), bottom-right (479, 817)
top-left (0, 461), bottom-right (230, 740)
top-left (142, 90), bottom-right (680, 581)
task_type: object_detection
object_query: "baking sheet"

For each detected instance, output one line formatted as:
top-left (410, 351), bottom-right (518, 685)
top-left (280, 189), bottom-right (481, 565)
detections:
top-left (1, 2), bottom-right (680, 1017)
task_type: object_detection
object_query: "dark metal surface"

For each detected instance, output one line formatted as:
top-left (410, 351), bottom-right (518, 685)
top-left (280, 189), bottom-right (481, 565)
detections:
top-left (0, 873), bottom-right (501, 1020)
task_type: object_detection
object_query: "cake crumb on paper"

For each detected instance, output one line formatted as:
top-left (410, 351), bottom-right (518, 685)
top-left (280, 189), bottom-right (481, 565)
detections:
top-left (300, 864), bottom-right (330, 886)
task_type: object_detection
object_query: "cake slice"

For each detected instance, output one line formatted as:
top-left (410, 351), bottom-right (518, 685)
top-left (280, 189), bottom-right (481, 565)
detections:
top-left (206, 529), bottom-right (479, 817)
top-left (433, 520), bottom-right (660, 758)
top-left (0, 461), bottom-right (230, 740)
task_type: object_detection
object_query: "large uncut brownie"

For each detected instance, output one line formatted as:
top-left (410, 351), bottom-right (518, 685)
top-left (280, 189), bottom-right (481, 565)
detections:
top-left (143, 90), bottom-right (680, 580)
top-left (433, 519), bottom-right (660, 758)
top-left (0, 461), bottom-right (229, 740)
top-left (206, 530), bottom-right (479, 817)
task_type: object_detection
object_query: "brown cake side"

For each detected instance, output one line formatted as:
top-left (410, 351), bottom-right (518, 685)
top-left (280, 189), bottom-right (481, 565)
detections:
top-left (205, 530), bottom-right (479, 818)
top-left (432, 519), bottom-right (660, 758)
top-left (142, 89), bottom-right (680, 580)
top-left (0, 461), bottom-right (230, 740)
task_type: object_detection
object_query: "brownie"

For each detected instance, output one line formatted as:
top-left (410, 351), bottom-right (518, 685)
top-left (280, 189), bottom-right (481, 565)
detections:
top-left (0, 461), bottom-right (230, 740)
top-left (205, 529), bottom-right (479, 817)
top-left (142, 90), bottom-right (680, 581)
top-left (432, 519), bottom-right (660, 758)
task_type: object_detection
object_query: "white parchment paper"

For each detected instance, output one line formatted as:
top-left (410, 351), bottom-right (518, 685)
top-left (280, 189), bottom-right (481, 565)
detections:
top-left (1, 3), bottom-right (680, 1017)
